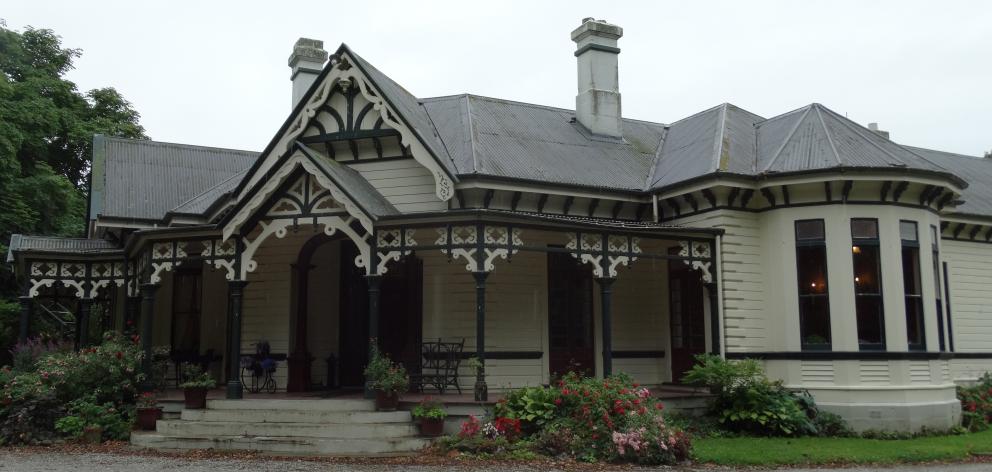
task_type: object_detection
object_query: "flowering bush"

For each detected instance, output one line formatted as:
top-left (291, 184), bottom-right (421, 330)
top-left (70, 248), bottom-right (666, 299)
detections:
top-left (0, 332), bottom-right (144, 444)
top-left (443, 372), bottom-right (691, 465)
top-left (54, 397), bottom-right (133, 441)
top-left (363, 341), bottom-right (409, 394)
top-left (958, 372), bottom-right (992, 432)
top-left (9, 338), bottom-right (67, 373)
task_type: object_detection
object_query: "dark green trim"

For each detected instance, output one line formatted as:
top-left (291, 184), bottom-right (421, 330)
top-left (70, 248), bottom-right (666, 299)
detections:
top-left (574, 43), bottom-right (621, 56)
top-left (611, 350), bottom-right (665, 359)
top-left (725, 351), bottom-right (957, 361)
top-left (299, 128), bottom-right (400, 143)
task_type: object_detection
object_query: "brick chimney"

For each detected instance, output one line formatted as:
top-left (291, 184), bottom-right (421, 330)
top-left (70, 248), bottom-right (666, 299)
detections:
top-left (571, 18), bottom-right (623, 138)
top-left (288, 38), bottom-right (328, 108)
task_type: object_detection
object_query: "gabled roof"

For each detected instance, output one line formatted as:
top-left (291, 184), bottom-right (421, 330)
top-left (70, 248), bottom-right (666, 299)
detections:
top-left (903, 146), bottom-right (992, 218)
top-left (6, 235), bottom-right (120, 262)
top-left (421, 94), bottom-right (665, 191)
top-left (169, 169), bottom-right (247, 217)
top-left (341, 45), bottom-right (459, 181)
top-left (297, 144), bottom-right (399, 218)
top-left (92, 136), bottom-right (256, 222)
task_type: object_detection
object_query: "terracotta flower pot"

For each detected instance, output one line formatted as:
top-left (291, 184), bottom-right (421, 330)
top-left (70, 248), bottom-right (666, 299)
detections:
top-left (183, 387), bottom-right (208, 409)
top-left (82, 426), bottom-right (102, 444)
top-left (136, 407), bottom-right (163, 431)
top-left (418, 417), bottom-right (445, 437)
top-left (375, 390), bottom-right (399, 411)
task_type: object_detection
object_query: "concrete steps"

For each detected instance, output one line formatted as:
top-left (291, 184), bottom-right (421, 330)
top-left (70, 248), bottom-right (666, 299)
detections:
top-left (130, 398), bottom-right (430, 456)
top-left (130, 432), bottom-right (431, 456)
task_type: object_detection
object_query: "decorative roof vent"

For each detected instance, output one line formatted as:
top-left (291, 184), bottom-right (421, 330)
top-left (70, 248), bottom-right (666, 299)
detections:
top-left (288, 38), bottom-right (328, 108)
top-left (571, 18), bottom-right (623, 138)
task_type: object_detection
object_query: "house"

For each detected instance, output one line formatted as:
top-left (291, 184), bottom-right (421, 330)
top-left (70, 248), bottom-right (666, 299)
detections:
top-left (7, 19), bottom-right (991, 433)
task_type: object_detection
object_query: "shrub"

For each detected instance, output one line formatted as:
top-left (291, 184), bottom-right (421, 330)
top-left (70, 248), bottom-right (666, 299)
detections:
top-left (9, 338), bottom-right (67, 373)
top-left (54, 397), bottom-right (133, 441)
top-left (958, 372), bottom-right (992, 432)
top-left (683, 354), bottom-right (844, 437)
top-left (0, 332), bottom-right (143, 444)
top-left (482, 372), bottom-right (690, 465)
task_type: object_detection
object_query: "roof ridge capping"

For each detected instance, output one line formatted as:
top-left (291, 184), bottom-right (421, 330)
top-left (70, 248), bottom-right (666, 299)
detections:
top-left (100, 134), bottom-right (260, 156)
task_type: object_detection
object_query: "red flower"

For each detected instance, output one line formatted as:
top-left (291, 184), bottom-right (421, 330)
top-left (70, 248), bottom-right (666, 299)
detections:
top-left (115, 352), bottom-right (123, 359)
top-left (554, 398), bottom-right (562, 406)
top-left (655, 403), bottom-right (664, 410)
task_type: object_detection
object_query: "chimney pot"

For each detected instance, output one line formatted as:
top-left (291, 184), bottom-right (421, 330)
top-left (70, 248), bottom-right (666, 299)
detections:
top-left (288, 38), bottom-right (328, 108)
top-left (571, 18), bottom-right (623, 138)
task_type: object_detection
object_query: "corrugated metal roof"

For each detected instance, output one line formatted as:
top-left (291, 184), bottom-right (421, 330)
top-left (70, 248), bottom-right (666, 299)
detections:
top-left (648, 103), bottom-right (763, 189)
top-left (903, 146), bottom-right (992, 218)
top-left (298, 144), bottom-right (400, 218)
top-left (422, 94), bottom-right (665, 191)
top-left (97, 136), bottom-right (257, 221)
top-left (170, 170), bottom-right (247, 216)
top-left (6, 235), bottom-right (120, 262)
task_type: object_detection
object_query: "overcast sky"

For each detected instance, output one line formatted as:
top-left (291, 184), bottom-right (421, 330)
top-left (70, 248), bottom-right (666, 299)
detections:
top-left (5, 0), bottom-right (991, 156)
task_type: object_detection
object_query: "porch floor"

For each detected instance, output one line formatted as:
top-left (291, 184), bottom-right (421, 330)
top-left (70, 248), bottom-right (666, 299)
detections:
top-left (157, 384), bottom-right (709, 406)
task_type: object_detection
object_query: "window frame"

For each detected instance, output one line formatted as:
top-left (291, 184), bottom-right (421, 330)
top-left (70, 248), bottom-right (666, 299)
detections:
top-left (900, 220), bottom-right (926, 351)
top-left (931, 225), bottom-right (946, 351)
top-left (795, 219), bottom-right (832, 351)
top-left (851, 218), bottom-right (886, 351)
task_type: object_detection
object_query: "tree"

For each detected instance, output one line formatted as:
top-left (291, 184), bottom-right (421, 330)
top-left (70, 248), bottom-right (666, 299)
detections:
top-left (0, 20), bottom-right (147, 357)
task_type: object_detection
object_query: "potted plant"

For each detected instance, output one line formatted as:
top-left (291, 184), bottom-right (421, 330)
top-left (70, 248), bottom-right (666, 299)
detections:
top-left (411, 396), bottom-right (447, 437)
top-left (363, 341), bottom-right (409, 411)
top-left (135, 391), bottom-right (162, 430)
top-left (179, 364), bottom-right (216, 409)
top-left (82, 425), bottom-right (103, 444)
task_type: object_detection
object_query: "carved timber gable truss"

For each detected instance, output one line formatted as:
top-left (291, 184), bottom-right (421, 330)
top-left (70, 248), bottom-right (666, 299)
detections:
top-left (239, 54), bottom-right (454, 204)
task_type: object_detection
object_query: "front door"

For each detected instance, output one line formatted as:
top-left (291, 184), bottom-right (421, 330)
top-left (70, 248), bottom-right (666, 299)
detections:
top-left (668, 252), bottom-right (706, 383)
top-left (171, 269), bottom-right (202, 355)
top-left (548, 251), bottom-right (595, 378)
top-left (338, 242), bottom-right (423, 388)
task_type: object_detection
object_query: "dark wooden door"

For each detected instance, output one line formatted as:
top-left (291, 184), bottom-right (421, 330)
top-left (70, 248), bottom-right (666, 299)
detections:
top-left (171, 270), bottom-right (202, 354)
top-left (338, 242), bottom-right (423, 387)
top-left (668, 253), bottom-right (706, 383)
top-left (548, 251), bottom-right (595, 377)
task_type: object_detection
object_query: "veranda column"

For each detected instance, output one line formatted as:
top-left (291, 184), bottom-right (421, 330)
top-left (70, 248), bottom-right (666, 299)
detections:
top-left (596, 277), bottom-right (616, 377)
top-left (364, 274), bottom-right (382, 399)
top-left (226, 280), bottom-right (248, 399)
top-left (77, 297), bottom-right (93, 348)
top-left (706, 239), bottom-right (721, 355)
top-left (138, 283), bottom-right (159, 392)
top-left (124, 295), bottom-right (141, 334)
top-left (18, 295), bottom-right (32, 343)
top-left (287, 264), bottom-right (315, 393)
top-left (473, 271), bottom-right (489, 401)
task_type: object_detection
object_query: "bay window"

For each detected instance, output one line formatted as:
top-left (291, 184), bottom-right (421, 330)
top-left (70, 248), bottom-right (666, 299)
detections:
top-left (796, 219), bottom-right (831, 350)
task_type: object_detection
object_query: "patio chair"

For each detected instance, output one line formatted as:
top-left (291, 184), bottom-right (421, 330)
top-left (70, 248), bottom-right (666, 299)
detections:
top-left (410, 338), bottom-right (463, 394)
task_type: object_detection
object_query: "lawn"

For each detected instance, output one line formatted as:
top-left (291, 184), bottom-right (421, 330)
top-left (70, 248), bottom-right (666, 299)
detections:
top-left (693, 430), bottom-right (992, 466)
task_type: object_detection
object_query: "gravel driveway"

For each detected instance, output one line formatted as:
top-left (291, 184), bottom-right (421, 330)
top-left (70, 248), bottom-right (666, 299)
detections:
top-left (1, 450), bottom-right (990, 471)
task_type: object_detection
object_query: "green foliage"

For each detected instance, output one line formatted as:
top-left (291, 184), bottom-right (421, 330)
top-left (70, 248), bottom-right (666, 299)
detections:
top-left (363, 341), bottom-right (409, 393)
top-left (54, 396), bottom-right (132, 441)
top-left (683, 354), bottom-right (844, 437)
top-left (0, 21), bottom-right (146, 348)
top-left (179, 364), bottom-right (216, 389)
top-left (957, 372), bottom-right (992, 432)
top-left (411, 397), bottom-right (447, 420)
top-left (456, 372), bottom-right (691, 465)
top-left (0, 332), bottom-right (143, 444)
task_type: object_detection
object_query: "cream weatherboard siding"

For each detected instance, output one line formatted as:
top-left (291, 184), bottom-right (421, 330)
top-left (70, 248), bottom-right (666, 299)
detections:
top-left (671, 209), bottom-right (767, 352)
top-left (941, 238), bottom-right (992, 381)
top-left (348, 158), bottom-right (446, 213)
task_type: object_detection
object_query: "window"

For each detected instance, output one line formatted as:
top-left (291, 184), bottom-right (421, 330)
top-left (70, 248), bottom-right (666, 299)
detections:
top-left (852, 218), bottom-right (885, 350)
top-left (796, 220), bottom-right (831, 350)
top-left (900, 221), bottom-right (926, 351)
top-left (932, 225), bottom-right (946, 351)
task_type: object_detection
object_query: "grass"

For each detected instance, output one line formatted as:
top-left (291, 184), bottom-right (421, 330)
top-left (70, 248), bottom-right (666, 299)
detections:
top-left (693, 429), bottom-right (992, 466)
